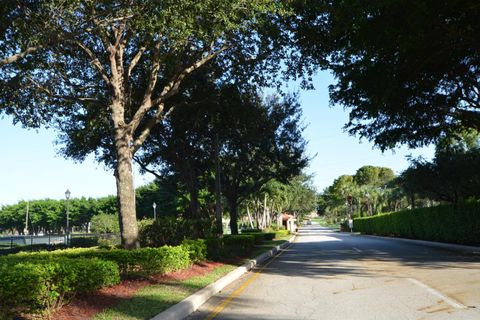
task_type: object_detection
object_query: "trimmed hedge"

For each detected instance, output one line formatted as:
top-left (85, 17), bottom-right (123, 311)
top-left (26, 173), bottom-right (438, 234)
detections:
top-left (242, 232), bottom-right (265, 244)
top-left (205, 234), bottom-right (255, 260)
top-left (241, 231), bottom-right (277, 243)
top-left (2, 246), bottom-right (191, 277)
top-left (69, 236), bottom-right (99, 248)
top-left (139, 217), bottom-right (215, 247)
top-left (354, 202), bottom-right (480, 246)
top-left (0, 258), bottom-right (119, 317)
top-left (181, 239), bottom-right (207, 263)
top-left (241, 228), bottom-right (261, 233)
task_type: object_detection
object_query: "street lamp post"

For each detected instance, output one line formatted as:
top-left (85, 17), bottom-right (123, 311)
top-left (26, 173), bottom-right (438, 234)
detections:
top-left (65, 189), bottom-right (71, 245)
top-left (152, 202), bottom-right (157, 220)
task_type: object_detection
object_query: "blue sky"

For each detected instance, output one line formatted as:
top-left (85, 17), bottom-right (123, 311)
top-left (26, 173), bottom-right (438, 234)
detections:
top-left (0, 70), bottom-right (433, 206)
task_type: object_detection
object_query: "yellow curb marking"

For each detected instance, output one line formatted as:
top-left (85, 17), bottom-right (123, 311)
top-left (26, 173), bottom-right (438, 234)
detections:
top-left (205, 238), bottom-right (296, 320)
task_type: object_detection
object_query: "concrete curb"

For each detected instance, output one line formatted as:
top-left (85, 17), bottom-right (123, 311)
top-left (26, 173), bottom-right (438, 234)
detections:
top-left (347, 232), bottom-right (480, 254)
top-left (151, 234), bottom-right (297, 320)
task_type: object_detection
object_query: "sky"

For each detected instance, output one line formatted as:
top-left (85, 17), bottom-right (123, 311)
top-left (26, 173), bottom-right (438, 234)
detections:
top-left (0, 70), bottom-right (434, 206)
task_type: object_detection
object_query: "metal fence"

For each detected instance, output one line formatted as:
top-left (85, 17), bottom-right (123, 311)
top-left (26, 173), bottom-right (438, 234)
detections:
top-left (0, 233), bottom-right (119, 251)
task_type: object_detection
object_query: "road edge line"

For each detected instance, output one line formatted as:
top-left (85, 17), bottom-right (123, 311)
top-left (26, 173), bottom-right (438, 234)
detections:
top-left (150, 234), bottom-right (297, 320)
top-left (406, 278), bottom-right (467, 309)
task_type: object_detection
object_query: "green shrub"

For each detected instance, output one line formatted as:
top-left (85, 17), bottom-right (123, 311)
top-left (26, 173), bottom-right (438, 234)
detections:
top-left (223, 235), bottom-right (255, 256)
top-left (0, 258), bottom-right (119, 318)
top-left (0, 243), bottom-right (68, 256)
top-left (262, 232), bottom-right (276, 241)
top-left (181, 239), bottom-right (207, 263)
top-left (204, 237), bottom-right (224, 260)
top-left (90, 213), bottom-right (120, 233)
top-left (354, 202), bottom-right (480, 245)
top-left (242, 232), bottom-right (264, 244)
top-left (70, 236), bottom-right (99, 248)
top-left (241, 232), bottom-right (276, 242)
top-left (1, 246), bottom-right (191, 277)
top-left (204, 235), bottom-right (255, 260)
top-left (274, 229), bottom-right (290, 238)
top-left (241, 228), bottom-right (261, 233)
top-left (139, 217), bottom-right (215, 247)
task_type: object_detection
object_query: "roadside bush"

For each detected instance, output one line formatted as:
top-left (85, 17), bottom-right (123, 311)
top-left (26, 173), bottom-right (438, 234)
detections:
top-left (241, 228), bottom-right (261, 233)
top-left (0, 243), bottom-right (67, 256)
top-left (274, 229), bottom-right (290, 238)
top-left (181, 239), bottom-right (207, 263)
top-left (1, 246), bottom-right (191, 277)
top-left (354, 202), bottom-right (480, 245)
top-left (0, 258), bottom-right (119, 318)
top-left (242, 232), bottom-right (264, 244)
top-left (263, 232), bottom-right (276, 241)
top-left (204, 235), bottom-right (255, 260)
top-left (139, 217), bottom-right (215, 247)
top-left (241, 232), bottom-right (277, 243)
top-left (69, 236), bottom-right (99, 248)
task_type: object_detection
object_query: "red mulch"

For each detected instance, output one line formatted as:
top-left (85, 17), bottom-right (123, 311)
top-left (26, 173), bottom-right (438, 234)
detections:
top-left (50, 261), bottom-right (224, 320)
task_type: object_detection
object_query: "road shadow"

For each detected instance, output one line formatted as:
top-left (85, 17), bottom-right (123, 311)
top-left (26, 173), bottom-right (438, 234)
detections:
top-left (255, 224), bottom-right (480, 279)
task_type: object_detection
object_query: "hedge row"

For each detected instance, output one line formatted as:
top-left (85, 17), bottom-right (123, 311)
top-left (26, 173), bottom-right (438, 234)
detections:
top-left (204, 235), bottom-right (255, 260)
top-left (354, 202), bottom-right (480, 246)
top-left (139, 217), bottom-right (215, 247)
top-left (0, 258), bottom-right (119, 317)
top-left (2, 245), bottom-right (192, 277)
top-left (0, 240), bottom-right (208, 318)
top-left (241, 232), bottom-right (276, 243)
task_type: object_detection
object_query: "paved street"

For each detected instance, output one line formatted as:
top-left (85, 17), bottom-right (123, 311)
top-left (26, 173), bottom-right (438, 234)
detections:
top-left (188, 223), bottom-right (480, 320)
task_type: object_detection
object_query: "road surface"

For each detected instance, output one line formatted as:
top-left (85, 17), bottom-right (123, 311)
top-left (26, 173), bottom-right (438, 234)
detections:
top-left (188, 222), bottom-right (480, 320)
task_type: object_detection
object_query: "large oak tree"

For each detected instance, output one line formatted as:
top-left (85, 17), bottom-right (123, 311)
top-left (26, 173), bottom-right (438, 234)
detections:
top-left (0, 0), bottom-right (285, 248)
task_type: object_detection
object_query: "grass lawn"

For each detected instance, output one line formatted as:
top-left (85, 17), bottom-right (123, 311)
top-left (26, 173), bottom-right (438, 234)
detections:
top-left (94, 264), bottom-right (236, 320)
top-left (312, 216), bottom-right (341, 229)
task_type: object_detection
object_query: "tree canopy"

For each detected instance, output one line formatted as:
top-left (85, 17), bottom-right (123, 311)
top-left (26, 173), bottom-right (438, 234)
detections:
top-left (0, 0), bottom-right (287, 248)
top-left (400, 130), bottom-right (480, 203)
top-left (291, 0), bottom-right (480, 149)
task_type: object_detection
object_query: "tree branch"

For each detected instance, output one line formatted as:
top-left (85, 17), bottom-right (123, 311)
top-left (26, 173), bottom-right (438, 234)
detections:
top-left (127, 46), bottom-right (146, 79)
top-left (27, 76), bottom-right (102, 104)
top-left (151, 44), bottom-right (230, 106)
top-left (130, 44), bottom-right (230, 155)
top-left (74, 41), bottom-right (111, 85)
top-left (0, 46), bottom-right (43, 66)
top-left (133, 156), bottom-right (163, 180)
top-left (128, 41), bottom-right (162, 133)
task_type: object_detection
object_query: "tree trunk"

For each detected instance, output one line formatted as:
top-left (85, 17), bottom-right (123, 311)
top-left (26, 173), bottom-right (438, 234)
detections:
top-left (186, 180), bottom-right (200, 219)
top-left (214, 134), bottom-right (223, 235)
top-left (246, 205), bottom-right (254, 229)
top-left (228, 200), bottom-right (239, 235)
top-left (114, 128), bottom-right (139, 249)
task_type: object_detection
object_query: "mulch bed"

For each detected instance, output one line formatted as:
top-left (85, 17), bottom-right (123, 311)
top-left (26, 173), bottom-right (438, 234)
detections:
top-left (51, 261), bottom-right (224, 320)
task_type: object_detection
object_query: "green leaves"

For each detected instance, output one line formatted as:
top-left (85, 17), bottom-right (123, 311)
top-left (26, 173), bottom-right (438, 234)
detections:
top-left (354, 202), bottom-right (480, 246)
top-left (291, 0), bottom-right (480, 149)
top-left (0, 258), bottom-right (120, 317)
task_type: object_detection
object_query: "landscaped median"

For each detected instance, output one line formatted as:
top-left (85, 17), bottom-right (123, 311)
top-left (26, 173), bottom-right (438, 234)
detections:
top-left (0, 229), bottom-right (292, 319)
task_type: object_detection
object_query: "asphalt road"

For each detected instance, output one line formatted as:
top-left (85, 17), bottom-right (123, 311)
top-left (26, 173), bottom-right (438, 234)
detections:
top-left (187, 222), bottom-right (480, 320)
